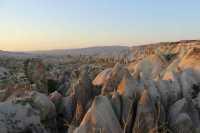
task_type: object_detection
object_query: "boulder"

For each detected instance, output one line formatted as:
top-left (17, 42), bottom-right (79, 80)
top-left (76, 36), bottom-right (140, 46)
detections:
top-left (171, 113), bottom-right (195, 133)
top-left (6, 90), bottom-right (57, 128)
top-left (179, 69), bottom-right (200, 98)
top-left (169, 98), bottom-right (200, 133)
top-left (0, 101), bottom-right (47, 133)
top-left (30, 91), bottom-right (56, 121)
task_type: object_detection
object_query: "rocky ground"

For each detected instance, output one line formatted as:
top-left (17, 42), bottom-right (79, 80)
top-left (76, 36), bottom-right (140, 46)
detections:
top-left (0, 40), bottom-right (200, 133)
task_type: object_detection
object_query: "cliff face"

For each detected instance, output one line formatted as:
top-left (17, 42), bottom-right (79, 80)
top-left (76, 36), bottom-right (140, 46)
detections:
top-left (85, 40), bottom-right (200, 65)
top-left (127, 40), bottom-right (200, 80)
top-left (130, 40), bottom-right (200, 62)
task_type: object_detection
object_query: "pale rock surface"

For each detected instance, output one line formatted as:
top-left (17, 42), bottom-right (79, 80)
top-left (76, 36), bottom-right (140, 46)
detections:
top-left (74, 96), bottom-right (122, 133)
top-left (92, 68), bottom-right (112, 86)
top-left (0, 101), bottom-right (47, 133)
top-left (133, 89), bottom-right (157, 133)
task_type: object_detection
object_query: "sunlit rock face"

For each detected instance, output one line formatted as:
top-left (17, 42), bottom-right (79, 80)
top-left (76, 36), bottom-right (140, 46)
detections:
top-left (74, 96), bottom-right (122, 133)
top-left (129, 40), bottom-right (200, 79)
top-left (0, 40), bottom-right (200, 133)
top-left (101, 63), bottom-right (130, 94)
top-left (132, 89), bottom-right (157, 133)
top-left (178, 47), bottom-right (200, 71)
top-left (92, 68), bottom-right (112, 86)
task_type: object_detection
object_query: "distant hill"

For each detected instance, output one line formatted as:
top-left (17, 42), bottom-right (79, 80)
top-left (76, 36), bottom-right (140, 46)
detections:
top-left (1, 40), bottom-right (200, 60)
top-left (29, 46), bottom-right (129, 57)
top-left (0, 50), bottom-right (38, 58)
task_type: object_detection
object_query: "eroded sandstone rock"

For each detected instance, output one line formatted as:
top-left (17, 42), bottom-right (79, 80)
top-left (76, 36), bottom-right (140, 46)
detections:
top-left (0, 101), bottom-right (47, 133)
top-left (169, 98), bottom-right (200, 133)
top-left (92, 68), bottom-right (112, 86)
top-left (74, 96), bottom-right (122, 133)
top-left (133, 89), bottom-right (157, 133)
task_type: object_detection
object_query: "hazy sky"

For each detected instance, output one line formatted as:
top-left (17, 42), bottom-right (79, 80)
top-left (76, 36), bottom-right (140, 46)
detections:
top-left (0, 0), bottom-right (200, 51)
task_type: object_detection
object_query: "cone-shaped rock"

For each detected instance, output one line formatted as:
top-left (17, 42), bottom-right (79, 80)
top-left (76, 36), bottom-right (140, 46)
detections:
top-left (133, 89), bottom-right (157, 133)
top-left (92, 68), bottom-right (112, 86)
top-left (74, 96), bottom-right (122, 133)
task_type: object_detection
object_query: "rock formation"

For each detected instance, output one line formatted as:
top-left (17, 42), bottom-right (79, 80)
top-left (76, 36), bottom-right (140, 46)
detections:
top-left (0, 40), bottom-right (200, 133)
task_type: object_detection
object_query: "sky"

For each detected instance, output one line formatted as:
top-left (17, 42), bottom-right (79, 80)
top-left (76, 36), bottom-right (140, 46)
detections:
top-left (0, 0), bottom-right (200, 51)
